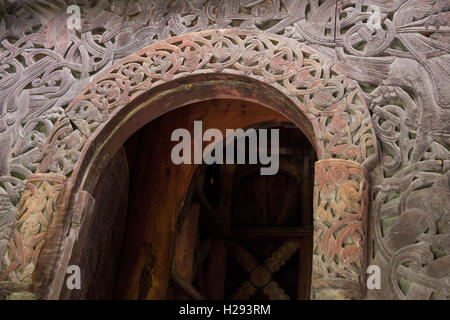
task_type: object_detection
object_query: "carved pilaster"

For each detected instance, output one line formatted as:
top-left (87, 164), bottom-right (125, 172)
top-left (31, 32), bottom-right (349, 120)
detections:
top-left (0, 174), bottom-right (66, 291)
top-left (311, 159), bottom-right (369, 299)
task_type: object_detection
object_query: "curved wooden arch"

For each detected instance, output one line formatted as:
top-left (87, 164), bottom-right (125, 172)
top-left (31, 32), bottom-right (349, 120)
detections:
top-left (0, 29), bottom-right (377, 300)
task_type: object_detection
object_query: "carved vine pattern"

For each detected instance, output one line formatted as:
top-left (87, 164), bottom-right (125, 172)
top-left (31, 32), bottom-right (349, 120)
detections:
top-left (35, 28), bottom-right (376, 175)
top-left (0, 0), bottom-right (448, 299)
top-left (0, 28), bottom-right (377, 292)
top-left (312, 159), bottom-right (368, 299)
top-left (0, 173), bottom-right (65, 284)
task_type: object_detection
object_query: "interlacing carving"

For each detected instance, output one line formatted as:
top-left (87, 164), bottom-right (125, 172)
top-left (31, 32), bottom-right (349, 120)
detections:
top-left (0, 173), bottom-right (65, 284)
top-left (313, 87), bottom-right (377, 166)
top-left (0, 26), bottom-right (379, 297)
top-left (0, 0), bottom-right (448, 299)
top-left (368, 84), bottom-right (450, 299)
top-left (51, 29), bottom-right (376, 177)
top-left (312, 159), bottom-right (368, 299)
top-left (37, 117), bottom-right (86, 175)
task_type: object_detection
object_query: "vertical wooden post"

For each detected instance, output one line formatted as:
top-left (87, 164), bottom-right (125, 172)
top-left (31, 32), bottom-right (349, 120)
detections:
top-left (302, 151), bottom-right (312, 227)
top-left (311, 159), bottom-right (369, 300)
top-left (297, 150), bottom-right (313, 299)
top-left (297, 236), bottom-right (313, 299)
top-left (173, 203), bottom-right (200, 299)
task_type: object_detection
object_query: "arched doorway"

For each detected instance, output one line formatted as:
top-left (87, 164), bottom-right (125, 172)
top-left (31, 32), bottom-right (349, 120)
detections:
top-left (0, 30), bottom-right (376, 300)
top-left (53, 98), bottom-right (315, 300)
top-left (166, 125), bottom-right (316, 300)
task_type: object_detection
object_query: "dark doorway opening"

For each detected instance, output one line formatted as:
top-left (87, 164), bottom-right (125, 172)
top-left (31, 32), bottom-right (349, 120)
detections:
top-left (168, 126), bottom-right (315, 300)
top-left (61, 98), bottom-right (316, 299)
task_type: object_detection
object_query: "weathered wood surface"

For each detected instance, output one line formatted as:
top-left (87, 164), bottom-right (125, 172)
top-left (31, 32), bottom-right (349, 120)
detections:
top-left (312, 159), bottom-right (369, 299)
top-left (57, 147), bottom-right (129, 299)
top-left (0, 0), bottom-right (448, 299)
top-left (113, 99), bottom-right (293, 299)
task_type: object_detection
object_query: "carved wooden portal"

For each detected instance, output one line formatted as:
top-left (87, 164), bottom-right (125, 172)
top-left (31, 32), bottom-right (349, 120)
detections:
top-left (0, 29), bottom-right (377, 300)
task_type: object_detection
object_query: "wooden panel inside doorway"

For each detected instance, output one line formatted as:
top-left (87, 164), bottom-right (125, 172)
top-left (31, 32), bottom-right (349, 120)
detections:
top-left (113, 99), bottom-right (310, 299)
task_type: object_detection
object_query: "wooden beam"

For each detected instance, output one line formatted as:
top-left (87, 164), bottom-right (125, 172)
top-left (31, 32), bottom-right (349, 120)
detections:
top-left (302, 152), bottom-right (312, 227)
top-left (231, 227), bottom-right (313, 239)
top-left (194, 187), bottom-right (229, 237)
top-left (174, 203), bottom-right (200, 281)
top-left (171, 269), bottom-right (206, 300)
top-left (297, 236), bottom-right (313, 300)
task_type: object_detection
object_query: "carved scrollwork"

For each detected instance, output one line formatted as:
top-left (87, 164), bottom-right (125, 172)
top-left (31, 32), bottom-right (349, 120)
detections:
top-left (37, 116), bottom-right (86, 175)
top-left (0, 20), bottom-right (379, 297)
top-left (368, 83), bottom-right (449, 299)
top-left (313, 86), bottom-right (377, 165)
top-left (312, 159), bottom-right (369, 299)
top-left (60, 29), bottom-right (376, 174)
top-left (0, 173), bottom-right (66, 284)
top-left (0, 0), bottom-right (447, 300)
